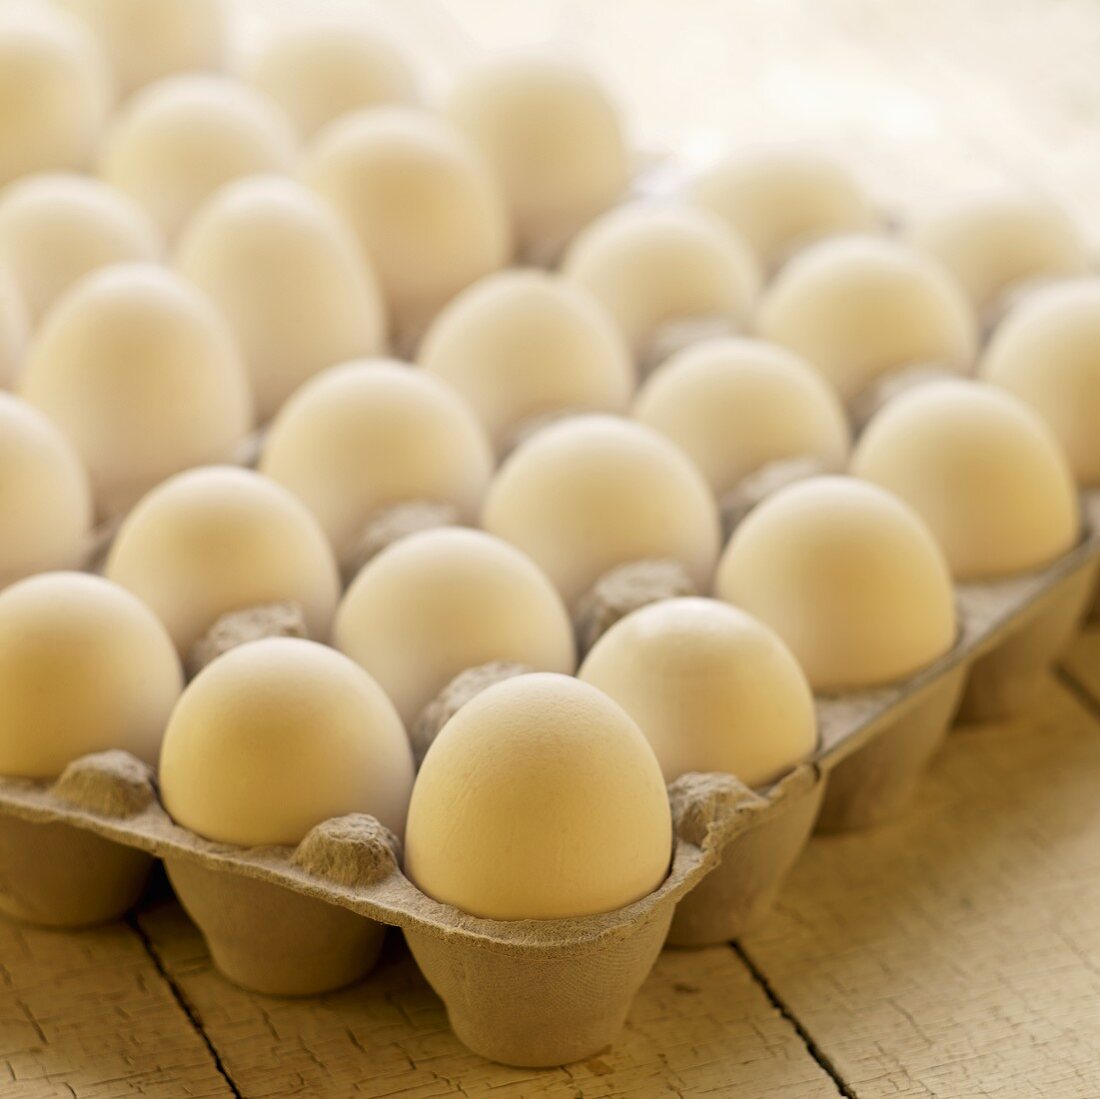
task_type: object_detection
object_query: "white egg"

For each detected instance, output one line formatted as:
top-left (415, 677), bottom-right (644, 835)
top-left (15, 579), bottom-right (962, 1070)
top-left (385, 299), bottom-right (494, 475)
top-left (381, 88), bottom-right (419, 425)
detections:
top-left (716, 477), bottom-right (957, 690)
top-left (260, 360), bottom-right (493, 567)
top-left (851, 379), bottom-right (1079, 579)
top-left (0, 571), bottom-right (181, 777)
top-left (404, 672), bottom-right (671, 920)
top-left (418, 269), bottom-right (632, 451)
top-left (0, 264), bottom-right (27, 388)
top-left (176, 175), bottom-right (386, 422)
top-left (104, 467), bottom-right (340, 657)
top-left (19, 263), bottom-right (253, 516)
top-left (159, 638), bottom-right (413, 846)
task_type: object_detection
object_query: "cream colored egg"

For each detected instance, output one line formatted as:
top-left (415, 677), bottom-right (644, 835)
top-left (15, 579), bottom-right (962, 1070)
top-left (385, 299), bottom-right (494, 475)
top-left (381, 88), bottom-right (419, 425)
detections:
top-left (907, 192), bottom-right (1089, 313)
top-left (851, 380), bottom-right (1079, 579)
top-left (580, 597), bottom-right (816, 787)
top-left (756, 235), bottom-right (976, 400)
top-left (715, 476), bottom-right (956, 690)
top-left (243, 16), bottom-right (417, 140)
top-left (481, 415), bottom-right (721, 610)
top-left (980, 279), bottom-right (1100, 485)
top-left (633, 337), bottom-right (850, 496)
top-left (260, 360), bottom-right (493, 566)
top-left (61, 0), bottom-right (226, 99)
top-left (0, 172), bottom-right (161, 323)
top-left (689, 149), bottom-right (877, 272)
top-left (0, 571), bottom-right (181, 777)
top-left (159, 638), bottom-right (413, 847)
top-left (0, 393), bottom-right (92, 587)
top-left (305, 107), bottom-right (510, 335)
top-left (335, 527), bottom-right (576, 727)
top-left (104, 467), bottom-right (340, 657)
top-left (562, 203), bottom-right (759, 355)
top-left (405, 672), bottom-right (671, 920)
top-left (0, 264), bottom-right (26, 388)
top-left (19, 263), bottom-right (252, 516)
top-left (446, 55), bottom-right (628, 253)
top-left (417, 269), bottom-right (632, 450)
top-left (0, 2), bottom-right (110, 185)
top-left (176, 175), bottom-right (386, 422)
top-left (98, 74), bottom-right (296, 241)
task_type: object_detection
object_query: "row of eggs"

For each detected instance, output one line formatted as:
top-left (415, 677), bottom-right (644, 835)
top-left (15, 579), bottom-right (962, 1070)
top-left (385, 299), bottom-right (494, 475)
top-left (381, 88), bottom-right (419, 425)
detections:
top-left (0, 0), bottom-right (1097, 925)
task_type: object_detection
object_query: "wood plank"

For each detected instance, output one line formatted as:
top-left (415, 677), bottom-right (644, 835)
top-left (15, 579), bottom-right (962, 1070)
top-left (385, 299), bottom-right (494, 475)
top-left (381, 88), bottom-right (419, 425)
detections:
top-left (135, 897), bottom-right (841, 1098)
top-left (741, 674), bottom-right (1100, 1099)
top-left (1060, 627), bottom-right (1100, 707)
top-left (0, 891), bottom-right (233, 1098)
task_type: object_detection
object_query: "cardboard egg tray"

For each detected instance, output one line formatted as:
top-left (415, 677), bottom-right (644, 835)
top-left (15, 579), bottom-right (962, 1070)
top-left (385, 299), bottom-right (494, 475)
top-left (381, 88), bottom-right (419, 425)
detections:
top-left (0, 487), bottom-right (1096, 1067)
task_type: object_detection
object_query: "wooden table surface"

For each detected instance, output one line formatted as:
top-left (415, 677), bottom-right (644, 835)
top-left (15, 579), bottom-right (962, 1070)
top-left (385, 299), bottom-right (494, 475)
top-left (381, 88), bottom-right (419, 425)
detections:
top-left (5, 1), bottom-right (1100, 1095)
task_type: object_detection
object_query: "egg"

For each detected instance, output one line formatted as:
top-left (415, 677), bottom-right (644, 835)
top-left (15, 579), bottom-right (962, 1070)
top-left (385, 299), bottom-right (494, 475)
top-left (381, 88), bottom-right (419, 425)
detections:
top-left (404, 672), bottom-right (671, 920)
top-left (417, 270), bottom-right (632, 451)
top-left (0, 264), bottom-right (26, 388)
top-left (159, 638), bottom-right (413, 847)
top-left (98, 74), bottom-right (296, 241)
top-left (242, 16), bottom-right (417, 140)
top-left (689, 149), bottom-right (877, 272)
top-left (0, 173), bottom-right (161, 324)
top-left (561, 202), bottom-right (759, 356)
top-left (260, 360), bottom-right (492, 567)
top-left (851, 380), bottom-right (1079, 580)
top-left (980, 280), bottom-right (1100, 485)
top-left (304, 107), bottom-right (510, 337)
top-left (907, 192), bottom-right (1089, 314)
top-left (0, 393), bottom-right (92, 587)
top-left (104, 467), bottom-right (340, 657)
top-left (0, 2), bottom-right (110, 185)
top-left (0, 572), bottom-right (181, 777)
top-left (580, 598), bottom-right (816, 788)
top-left (756, 235), bottom-right (976, 401)
top-left (335, 527), bottom-right (576, 727)
top-left (482, 415), bottom-right (720, 610)
top-left (176, 176), bottom-right (386, 422)
top-left (715, 477), bottom-right (956, 690)
top-left (19, 263), bottom-right (252, 516)
top-left (60, 0), bottom-right (226, 99)
top-left (446, 55), bottom-right (628, 255)
top-left (633, 337), bottom-right (850, 497)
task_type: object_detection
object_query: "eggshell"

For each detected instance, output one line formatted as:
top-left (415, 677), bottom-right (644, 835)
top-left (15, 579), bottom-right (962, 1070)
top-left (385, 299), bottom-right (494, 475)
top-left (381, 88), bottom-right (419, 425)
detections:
top-left (159, 637), bottom-right (413, 847)
top-left (404, 672), bottom-right (671, 920)
top-left (446, 55), bottom-right (628, 251)
top-left (304, 107), bottom-right (510, 334)
top-left (243, 16), bottom-right (417, 139)
top-left (633, 337), bottom-right (850, 496)
top-left (715, 476), bottom-right (956, 690)
top-left (0, 571), bottom-right (182, 777)
top-left (580, 598), bottom-right (816, 788)
top-left (60, 0), bottom-right (226, 99)
top-left (417, 269), bottom-right (632, 450)
top-left (907, 192), bottom-right (1089, 313)
top-left (0, 2), bottom-right (110, 185)
top-left (980, 279), bottom-right (1100, 485)
top-left (176, 175), bottom-right (386, 421)
top-left (756, 235), bottom-right (976, 400)
top-left (0, 264), bottom-right (26, 388)
top-left (0, 172), bottom-right (161, 323)
top-left (335, 527), bottom-right (576, 727)
top-left (482, 415), bottom-right (721, 610)
top-left (19, 263), bottom-right (253, 516)
top-left (104, 466), bottom-right (340, 657)
top-left (851, 379), bottom-right (1079, 579)
top-left (260, 360), bottom-right (493, 566)
top-left (0, 392), bottom-right (92, 587)
top-left (689, 149), bottom-right (877, 271)
top-left (98, 74), bottom-right (296, 241)
top-left (561, 203), bottom-right (759, 354)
